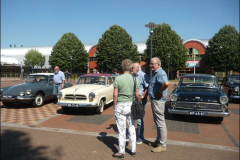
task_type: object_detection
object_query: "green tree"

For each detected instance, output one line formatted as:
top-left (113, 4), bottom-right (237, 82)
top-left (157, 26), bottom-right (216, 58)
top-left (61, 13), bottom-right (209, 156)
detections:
top-left (96, 25), bottom-right (139, 73)
top-left (24, 49), bottom-right (43, 73)
top-left (38, 55), bottom-right (46, 72)
top-left (144, 23), bottom-right (188, 73)
top-left (203, 25), bottom-right (239, 74)
top-left (49, 32), bottom-right (88, 73)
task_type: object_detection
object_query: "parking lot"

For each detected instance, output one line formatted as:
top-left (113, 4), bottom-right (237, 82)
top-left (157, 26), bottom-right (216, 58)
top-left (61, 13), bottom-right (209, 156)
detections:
top-left (1, 79), bottom-right (239, 149)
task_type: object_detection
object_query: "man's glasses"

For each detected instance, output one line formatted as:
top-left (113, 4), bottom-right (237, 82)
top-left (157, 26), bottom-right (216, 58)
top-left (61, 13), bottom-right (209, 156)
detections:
top-left (149, 63), bottom-right (158, 66)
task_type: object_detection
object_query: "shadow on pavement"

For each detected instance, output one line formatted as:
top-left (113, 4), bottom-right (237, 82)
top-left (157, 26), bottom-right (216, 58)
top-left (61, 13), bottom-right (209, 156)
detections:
top-left (97, 132), bottom-right (132, 155)
top-left (165, 101), bottom-right (223, 124)
top-left (106, 124), bottom-right (118, 133)
top-left (1, 129), bottom-right (61, 160)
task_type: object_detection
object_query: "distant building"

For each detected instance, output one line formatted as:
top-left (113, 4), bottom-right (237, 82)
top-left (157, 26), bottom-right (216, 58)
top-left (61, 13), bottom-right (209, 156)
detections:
top-left (1, 39), bottom-right (238, 79)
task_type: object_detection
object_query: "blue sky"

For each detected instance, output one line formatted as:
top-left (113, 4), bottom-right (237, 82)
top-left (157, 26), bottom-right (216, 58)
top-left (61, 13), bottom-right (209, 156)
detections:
top-left (1, 0), bottom-right (239, 48)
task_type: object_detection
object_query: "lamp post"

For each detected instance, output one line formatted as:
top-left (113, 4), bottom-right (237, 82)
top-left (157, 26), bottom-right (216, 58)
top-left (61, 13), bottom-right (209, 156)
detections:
top-left (168, 53), bottom-right (171, 79)
top-left (145, 22), bottom-right (158, 80)
top-left (70, 56), bottom-right (72, 81)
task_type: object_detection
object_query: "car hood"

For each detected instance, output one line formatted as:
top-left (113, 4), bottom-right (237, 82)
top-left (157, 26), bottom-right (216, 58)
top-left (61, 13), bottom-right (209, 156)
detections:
top-left (62, 84), bottom-right (106, 95)
top-left (3, 83), bottom-right (46, 95)
top-left (176, 87), bottom-right (220, 102)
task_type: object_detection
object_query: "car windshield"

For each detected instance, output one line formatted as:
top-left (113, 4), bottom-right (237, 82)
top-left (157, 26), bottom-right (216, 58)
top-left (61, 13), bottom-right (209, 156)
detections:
top-left (26, 75), bottom-right (48, 83)
top-left (179, 76), bottom-right (217, 87)
top-left (77, 76), bottom-right (106, 85)
top-left (229, 76), bottom-right (240, 83)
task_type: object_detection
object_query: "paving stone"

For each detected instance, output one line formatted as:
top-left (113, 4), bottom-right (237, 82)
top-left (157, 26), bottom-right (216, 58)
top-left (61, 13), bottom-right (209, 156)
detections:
top-left (67, 114), bottom-right (113, 125)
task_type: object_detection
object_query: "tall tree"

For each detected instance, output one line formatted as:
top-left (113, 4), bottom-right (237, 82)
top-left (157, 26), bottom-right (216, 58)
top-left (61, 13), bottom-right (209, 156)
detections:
top-left (96, 25), bottom-right (139, 73)
top-left (24, 49), bottom-right (43, 73)
top-left (49, 32), bottom-right (88, 73)
top-left (144, 23), bottom-right (188, 72)
top-left (203, 25), bottom-right (239, 74)
top-left (38, 55), bottom-right (46, 72)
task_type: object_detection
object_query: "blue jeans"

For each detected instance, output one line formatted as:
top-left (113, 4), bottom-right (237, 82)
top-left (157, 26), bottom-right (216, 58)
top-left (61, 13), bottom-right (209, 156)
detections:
top-left (137, 99), bottom-right (147, 139)
top-left (53, 84), bottom-right (62, 97)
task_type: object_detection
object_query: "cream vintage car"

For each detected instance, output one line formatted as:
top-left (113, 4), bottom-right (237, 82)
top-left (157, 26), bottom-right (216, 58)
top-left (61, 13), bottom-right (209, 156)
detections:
top-left (57, 74), bottom-right (114, 114)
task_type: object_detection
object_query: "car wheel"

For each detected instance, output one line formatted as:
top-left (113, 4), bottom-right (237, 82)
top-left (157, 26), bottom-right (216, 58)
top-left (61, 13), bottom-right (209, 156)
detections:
top-left (2, 102), bottom-right (14, 107)
top-left (62, 107), bottom-right (71, 113)
top-left (96, 99), bottom-right (104, 114)
top-left (32, 93), bottom-right (44, 107)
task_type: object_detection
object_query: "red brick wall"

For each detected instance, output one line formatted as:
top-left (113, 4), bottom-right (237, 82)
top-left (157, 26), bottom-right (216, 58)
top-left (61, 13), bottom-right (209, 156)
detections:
top-left (89, 45), bottom-right (97, 69)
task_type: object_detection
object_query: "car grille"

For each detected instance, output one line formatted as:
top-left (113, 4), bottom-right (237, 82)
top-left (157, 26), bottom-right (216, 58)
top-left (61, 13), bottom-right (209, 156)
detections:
top-left (171, 101), bottom-right (225, 111)
top-left (64, 94), bottom-right (87, 100)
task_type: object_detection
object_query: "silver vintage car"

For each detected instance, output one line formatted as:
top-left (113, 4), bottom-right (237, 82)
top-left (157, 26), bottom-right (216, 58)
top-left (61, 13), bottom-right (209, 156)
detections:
top-left (1, 73), bottom-right (72, 107)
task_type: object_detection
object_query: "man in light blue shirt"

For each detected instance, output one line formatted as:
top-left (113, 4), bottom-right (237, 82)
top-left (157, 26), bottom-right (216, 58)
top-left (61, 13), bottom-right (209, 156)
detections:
top-left (148, 57), bottom-right (169, 153)
top-left (132, 62), bottom-right (150, 144)
top-left (53, 66), bottom-right (65, 100)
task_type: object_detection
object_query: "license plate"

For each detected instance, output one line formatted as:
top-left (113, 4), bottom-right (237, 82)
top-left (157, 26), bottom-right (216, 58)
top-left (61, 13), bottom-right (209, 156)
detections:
top-left (67, 104), bottom-right (80, 107)
top-left (189, 111), bottom-right (207, 116)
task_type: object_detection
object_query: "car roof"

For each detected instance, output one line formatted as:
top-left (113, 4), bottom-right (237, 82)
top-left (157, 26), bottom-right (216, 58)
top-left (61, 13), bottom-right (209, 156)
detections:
top-left (181, 74), bottom-right (217, 78)
top-left (80, 74), bottom-right (113, 77)
top-left (29, 73), bottom-right (54, 76)
top-left (227, 75), bottom-right (239, 77)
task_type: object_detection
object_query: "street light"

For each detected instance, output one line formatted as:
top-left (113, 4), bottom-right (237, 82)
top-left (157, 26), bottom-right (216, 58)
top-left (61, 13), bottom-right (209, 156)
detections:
top-left (145, 22), bottom-right (158, 80)
top-left (168, 53), bottom-right (171, 79)
top-left (70, 56), bottom-right (72, 81)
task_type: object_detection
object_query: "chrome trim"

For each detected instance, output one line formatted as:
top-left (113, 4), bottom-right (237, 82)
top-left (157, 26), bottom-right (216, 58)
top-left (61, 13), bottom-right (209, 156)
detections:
top-left (57, 102), bottom-right (98, 107)
top-left (171, 101), bottom-right (226, 111)
top-left (230, 95), bottom-right (240, 99)
top-left (168, 108), bottom-right (230, 117)
top-left (1, 96), bottom-right (34, 101)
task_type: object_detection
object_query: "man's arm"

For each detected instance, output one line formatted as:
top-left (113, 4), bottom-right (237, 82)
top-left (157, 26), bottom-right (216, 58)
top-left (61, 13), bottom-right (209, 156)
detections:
top-left (155, 81), bottom-right (169, 98)
top-left (61, 80), bottom-right (65, 89)
top-left (113, 88), bottom-right (118, 108)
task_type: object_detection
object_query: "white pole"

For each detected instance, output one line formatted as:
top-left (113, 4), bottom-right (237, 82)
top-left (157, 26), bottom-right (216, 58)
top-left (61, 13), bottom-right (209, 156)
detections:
top-left (194, 53), bottom-right (195, 74)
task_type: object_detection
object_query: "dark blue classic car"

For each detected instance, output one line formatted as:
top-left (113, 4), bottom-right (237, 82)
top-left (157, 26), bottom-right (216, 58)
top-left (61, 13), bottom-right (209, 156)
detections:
top-left (0, 73), bottom-right (72, 107)
top-left (168, 74), bottom-right (230, 122)
top-left (220, 75), bottom-right (240, 102)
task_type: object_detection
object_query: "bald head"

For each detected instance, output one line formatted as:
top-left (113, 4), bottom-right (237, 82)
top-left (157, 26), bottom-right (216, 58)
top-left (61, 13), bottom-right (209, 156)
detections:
top-left (54, 66), bottom-right (60, 73)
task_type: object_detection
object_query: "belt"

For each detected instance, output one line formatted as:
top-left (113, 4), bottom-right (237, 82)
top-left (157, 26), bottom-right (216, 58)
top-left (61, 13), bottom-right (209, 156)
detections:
top-left (55, 83), bottom-right (62, 85)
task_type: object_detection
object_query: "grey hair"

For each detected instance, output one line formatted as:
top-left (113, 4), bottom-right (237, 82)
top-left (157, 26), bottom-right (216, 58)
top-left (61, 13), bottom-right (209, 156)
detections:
top-left (121, 59), bottom-right (133, 72)
top-left (152, 57), bottom-right (161, 66)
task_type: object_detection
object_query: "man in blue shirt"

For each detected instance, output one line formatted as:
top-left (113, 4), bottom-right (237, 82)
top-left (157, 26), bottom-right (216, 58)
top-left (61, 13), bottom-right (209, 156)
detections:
top-left (53, 66), bottom-right (65, 100)
top-left (132, 62), bottom-right (149, 144)
top-left (148, 57), bottom-right (169, 153)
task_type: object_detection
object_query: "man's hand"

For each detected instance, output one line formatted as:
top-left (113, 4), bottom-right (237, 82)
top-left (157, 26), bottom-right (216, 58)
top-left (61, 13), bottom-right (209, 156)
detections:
top-left (155, 92), bottom-right (164, 98)
top-left (61, 84), bottom-right (64, 89)
top-left (138, 95), bottom-right (143, 101)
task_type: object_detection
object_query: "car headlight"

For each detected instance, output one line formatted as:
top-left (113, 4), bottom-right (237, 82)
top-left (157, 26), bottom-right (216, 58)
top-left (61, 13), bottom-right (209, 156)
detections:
top-left (219, 96), bottom-right (228, 104)
top-left (89, 92), bottom-right (95, 99)
top-left (57, 91), bottom-right (63, 98)
top-left (234, 86), bottom-right (239, 92)
top-left (170, 94), bottom-right (178, 101)
top-left (26, 90), bottom-right (31, 95)
top-left (0, 89), bottom-right (3, 95)
top-left (20, 92), bottom-right (24, 96)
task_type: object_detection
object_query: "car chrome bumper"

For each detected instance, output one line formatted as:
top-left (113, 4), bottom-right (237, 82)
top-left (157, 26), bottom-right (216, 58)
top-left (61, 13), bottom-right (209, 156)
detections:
top-left (1, 96), bottom-right (34, 102)
top-left (168, 108), bottom-right (230, 117)
top-left (230, 95), bottom-right (240, 99)
top-left (57, 102), bottom-right (98, 108)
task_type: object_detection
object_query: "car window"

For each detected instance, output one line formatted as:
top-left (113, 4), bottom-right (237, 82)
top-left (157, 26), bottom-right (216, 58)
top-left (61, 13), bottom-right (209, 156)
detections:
top-left (230, 76), bottom-right (240, 83)
top-left (26, 75), bottom-right (48, 83)
top-left (180, 77), bottom-right (217, 87)
top-left (77, 76), bottom-right (106, 85)
top-left (108, 77), bottom-right (113, 85)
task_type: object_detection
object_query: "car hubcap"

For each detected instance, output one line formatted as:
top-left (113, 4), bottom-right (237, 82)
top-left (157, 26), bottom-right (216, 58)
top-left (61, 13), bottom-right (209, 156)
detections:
top-left (36, 95), bottom-right (43, 105)
top-left (100, 101), bottom-right (104, 112)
